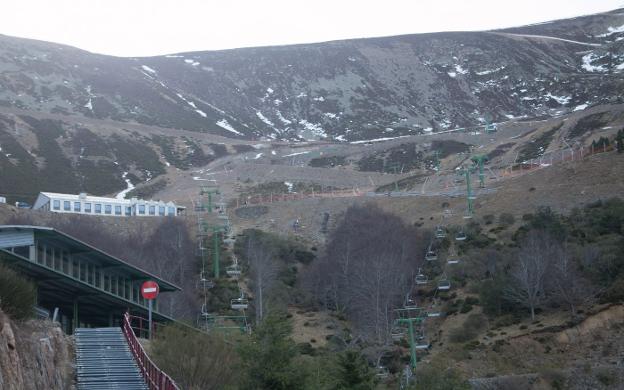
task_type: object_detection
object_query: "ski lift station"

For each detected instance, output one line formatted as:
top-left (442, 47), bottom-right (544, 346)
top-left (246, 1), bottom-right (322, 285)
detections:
top-left (0, 225), bottom-right (180, 334)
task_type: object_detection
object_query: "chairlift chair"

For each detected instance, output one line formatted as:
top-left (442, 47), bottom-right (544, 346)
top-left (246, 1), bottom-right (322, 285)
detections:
top-left (437, 279), bottom-right (451, 291)
top-left (447, 257), bottom-right (460, 265)
top-left (231, 295), bottom-right (249, 310)
top-left (391, 326), bottom-right (406, 341)
top-left (376, 366), bottom-right (390, 379)
top-left (435, 227), bottom-right (447, 239)
top-left (226, 264), bottom-right (242, 277)
top-left (415, 268), bottom-right (428, 285)
top-left (425, 249), bottom-right (437, 261)
top-left (218, 214), bottom-right (229, 220)
top-left (455, 231), bottom-right (467, 241)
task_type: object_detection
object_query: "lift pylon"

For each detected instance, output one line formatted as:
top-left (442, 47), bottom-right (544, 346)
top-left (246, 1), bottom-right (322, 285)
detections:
top-left (457, 164), bottom-right (477, 218)
top-left (394, 307), bottom-right (427, 370)
top-left (471, 155), bottom-right (489, 188)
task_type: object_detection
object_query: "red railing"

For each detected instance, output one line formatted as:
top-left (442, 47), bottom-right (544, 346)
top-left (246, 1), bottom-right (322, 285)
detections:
top-left (122, 312), bottom-right (180, 390)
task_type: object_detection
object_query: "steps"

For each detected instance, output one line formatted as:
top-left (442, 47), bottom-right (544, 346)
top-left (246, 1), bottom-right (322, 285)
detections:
top-left (75, 327), bottom-right (148, 390)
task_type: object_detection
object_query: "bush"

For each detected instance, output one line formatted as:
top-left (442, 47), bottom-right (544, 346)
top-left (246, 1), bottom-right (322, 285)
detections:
top-left (149, 324), bottom-right (239, 390)
top-left (0, 264), bottom-right (36, 320)
top-left (449, 313), bottom-right (488, 343)
top-left (499, 213), bottom-right (515, 227)
top-left (482, 214), bottom-right (495, 225)
top-left (410, 365), bottom-right (470, 390)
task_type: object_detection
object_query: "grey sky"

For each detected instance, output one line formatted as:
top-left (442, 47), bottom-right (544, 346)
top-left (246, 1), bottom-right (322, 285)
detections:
top-left (2, 0), bottom-right (623, 57)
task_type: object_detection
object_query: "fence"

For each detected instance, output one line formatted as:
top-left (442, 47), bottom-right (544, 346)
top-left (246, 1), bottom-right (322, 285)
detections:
top-left (122, 312), bottom-right (180, 390)
top-left (227, 144), bottom-right (616, 208)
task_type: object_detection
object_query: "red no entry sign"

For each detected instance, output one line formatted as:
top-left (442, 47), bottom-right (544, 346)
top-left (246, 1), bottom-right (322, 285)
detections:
top-left (141, 281), bottom-right (159, 300)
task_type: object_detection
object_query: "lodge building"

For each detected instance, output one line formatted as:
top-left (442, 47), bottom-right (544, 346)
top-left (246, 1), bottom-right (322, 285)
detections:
top-left (0, 225), bottom-right (180, 334)
top-left (32, 192), bottom-right (186, 217)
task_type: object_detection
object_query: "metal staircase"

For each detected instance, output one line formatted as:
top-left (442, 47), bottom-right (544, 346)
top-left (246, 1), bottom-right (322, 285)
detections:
top-left (75, 327), bottom-right (148, 390)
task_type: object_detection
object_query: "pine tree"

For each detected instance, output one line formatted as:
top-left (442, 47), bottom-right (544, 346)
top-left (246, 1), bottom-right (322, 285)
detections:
top-left (616, 129), bottom-right (624, 154)
top-left (331, 350), bottom-right (376, 390)
top-left (238, 313), bottom-right (306, 390)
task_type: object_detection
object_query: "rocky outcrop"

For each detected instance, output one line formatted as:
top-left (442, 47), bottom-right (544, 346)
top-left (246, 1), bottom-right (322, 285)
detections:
top-left (0, 309), bottom-right (74, 390)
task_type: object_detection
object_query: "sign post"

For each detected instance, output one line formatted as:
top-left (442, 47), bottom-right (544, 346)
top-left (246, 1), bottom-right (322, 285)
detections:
top-left (141, 281), bottom-right (159, 339)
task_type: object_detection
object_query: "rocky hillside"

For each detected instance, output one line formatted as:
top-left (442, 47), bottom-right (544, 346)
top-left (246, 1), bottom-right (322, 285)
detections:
top-left (0, 309), bottom-right (74, 389)
top-left (0, 9), bottom-right (623, 143)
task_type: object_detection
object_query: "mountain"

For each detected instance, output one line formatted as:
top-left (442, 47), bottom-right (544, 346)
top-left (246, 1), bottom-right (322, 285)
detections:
top-left (1, 9), bottom-right (624, 203)
top-left (1, 9), bottom-right (623, 142)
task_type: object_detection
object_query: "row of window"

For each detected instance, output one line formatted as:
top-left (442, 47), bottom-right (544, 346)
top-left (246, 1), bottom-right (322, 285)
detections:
top-left (51, 199), bottom-right (175, 216)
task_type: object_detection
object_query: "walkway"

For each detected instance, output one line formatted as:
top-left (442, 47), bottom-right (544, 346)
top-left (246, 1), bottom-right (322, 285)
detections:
top-left (75, 327), bottom-right (148, 390)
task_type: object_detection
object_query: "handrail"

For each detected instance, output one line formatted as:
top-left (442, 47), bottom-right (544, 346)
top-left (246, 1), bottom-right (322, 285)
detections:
top-left (122, 312), bottom-right (180, 390)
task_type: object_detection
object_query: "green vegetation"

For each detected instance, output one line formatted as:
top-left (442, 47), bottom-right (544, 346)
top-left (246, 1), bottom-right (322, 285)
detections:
top-left (238, 313), bottom-right (307, 390)
top-left (331, 350), bottom-right (376, 390)
top-left (151, 325), bottom-right (239, 389)
top-left (410, 364), bottom-right (471, 390)
top-left (357, 143), bottom-right (424, 173)
top-left (517, 122), bottom-right (563, 162)
top-left (309, 155), bottom-right (347, 168)
top-left (569, 112), bottom-right (610, 138)
top-left (430, 140), bottom-right (471, 158)
top-left (0, 264), bottom-right (36, 320)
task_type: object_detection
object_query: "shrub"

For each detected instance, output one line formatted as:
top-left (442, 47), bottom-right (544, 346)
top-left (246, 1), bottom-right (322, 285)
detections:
top-left (499, 213), bottom-right (515, 227)
top-left (449, 313), bottom-right (488, 343)
top-left (411, 365), bottom-right (471, 390)
top-left (482, 214), bottom-right (495, 225)
top-left (149, 324), bottom-right (239, 390)
top-left (0, 264), bottom-right (36, 320)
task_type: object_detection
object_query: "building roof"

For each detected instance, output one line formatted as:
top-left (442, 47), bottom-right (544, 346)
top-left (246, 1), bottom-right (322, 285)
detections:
top-left (0, 225), bottom-right (181, 292)
top-left (37, 192), bottom-right (180, 207)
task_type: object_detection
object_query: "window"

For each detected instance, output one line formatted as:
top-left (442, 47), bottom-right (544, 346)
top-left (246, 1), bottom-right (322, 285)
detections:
top-left (53, 200), bottom-right (60, 210)
top-left (74, 201), bottom-right (81, 212)
top-left (168, 207), bottom-right (176, 216)
top-left (63, 201), bottom-right (70, 211)
top-left (149, 205), bottom-right (156, 215)
top-left (105, 204), bottom-right (112, 214)
top-left (138, 205), bottom-right (145, 215)
top-left (95, 204), bottom-right (102, 213)
top-left (125, 206), bottom-right (132, 216)
top-left (115, 205), bottom-right (122, 215)
top-left (159, 206), bottom-right (165, 216)
top-left (84, 203), bottom-right (92, 213)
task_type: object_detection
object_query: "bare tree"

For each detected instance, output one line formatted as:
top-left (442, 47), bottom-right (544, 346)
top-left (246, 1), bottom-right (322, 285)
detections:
top-left (504, 231), bottom-right (555, 320)
top-left (246, 233), bottom-right (279, 324)
top-left (549, 244), bottom-right (599, 318)
top-left (302, 204), bottom-right (425, 344)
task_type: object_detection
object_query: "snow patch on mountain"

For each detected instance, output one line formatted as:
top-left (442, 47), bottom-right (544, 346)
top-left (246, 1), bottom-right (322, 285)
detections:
top-left (581, 53), bottom-right (607, 72)
top-left (115, 172), bottom-right (135, 200)
top-left (545, 93), bottom-right (571, 105)
top-left (596, 24), bottom-right (624, 37)
top-left (216, 119), bottom-right (242, 135)
top-left (141, 65), bottom-right (157, 74)
top-left (256, 111), bottom-right (275, 127)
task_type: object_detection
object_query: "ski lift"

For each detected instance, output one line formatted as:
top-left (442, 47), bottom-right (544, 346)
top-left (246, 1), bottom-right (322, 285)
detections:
top-left (435, 226), bottom-right (447, 239)
top-left (391, 326), bottom-right (406, 341)
top-left (455, 231), bottom-right (467, 241)
top-left (226, 264), bottom-right (242, 277)
top-left (415, 268), bottom-right (428, 285)
top-left (437, 278), bottom-right (451, 291)
top-left (201, 303), bottom-right (209, 316)
top-left (230, 294), bottom-right (249, 310)
top-left (414, 327), bottom-right (429, 349)
top-left (376, 366), bottom-right (390, 379)
top-left (425, 249), bottom-right (437, 261)
top-left (447, 257), bottom-right (460, 265)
